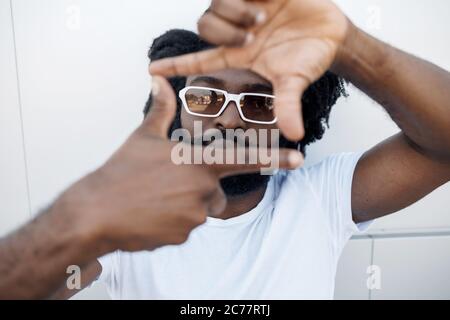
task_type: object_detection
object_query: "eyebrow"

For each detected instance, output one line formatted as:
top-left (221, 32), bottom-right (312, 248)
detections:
top-left (242, 83), bottom-right (273, 94)
top-left (190, 76), bottom-right (273, 94)
top-left (190, 76), bottom-right (225, 88)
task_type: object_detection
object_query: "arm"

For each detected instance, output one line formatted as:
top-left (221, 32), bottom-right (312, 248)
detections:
top-left (333, 26), bottom-right (450, 222)
top-left (0, 77), bottom-right (199, 299)
top-left (0, 77), bottom-right (207, 299)
top-left (149, 0), bottom-right (450, 222)
top-left (51, 261), bottom-right (102, 300)
top-left (0, 202), bottom-right (104, 299)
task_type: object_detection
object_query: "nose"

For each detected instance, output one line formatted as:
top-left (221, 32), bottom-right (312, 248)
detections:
top-left (213, 101), bottom-right (246, 130)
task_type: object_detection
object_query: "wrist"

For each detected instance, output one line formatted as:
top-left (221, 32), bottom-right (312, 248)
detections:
top-left (52, 173), bottom-right (115, 258)
top-left (331, 22), bottom-right (394, 85)
top-left (330, 20), bottom-right (361, 75)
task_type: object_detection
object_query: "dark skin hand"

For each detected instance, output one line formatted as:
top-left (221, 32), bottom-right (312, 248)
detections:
top-left (149, 0), bottom-right (450, 224)
top-left (0, 76), bottom-right (303, 299)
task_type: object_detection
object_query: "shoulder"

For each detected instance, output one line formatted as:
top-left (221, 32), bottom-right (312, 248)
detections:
top-left (306, 152), bottom-right (364, 176)
top-left (278, 152), bottom-right (364, 184)
top-left (271, 152), bottom-right (364, 201)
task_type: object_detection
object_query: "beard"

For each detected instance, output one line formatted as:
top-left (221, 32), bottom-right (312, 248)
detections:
top-left (220, 173), bottom-right (270, 197)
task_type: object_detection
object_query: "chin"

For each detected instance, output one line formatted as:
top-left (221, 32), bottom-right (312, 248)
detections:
top-left (220, 173), bottom-right (270, 197)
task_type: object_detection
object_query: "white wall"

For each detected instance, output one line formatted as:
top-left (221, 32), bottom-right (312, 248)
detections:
top-left (0, 0), bottom-right (449, 300)
top-left (0, 0), bottom-right (30, 236)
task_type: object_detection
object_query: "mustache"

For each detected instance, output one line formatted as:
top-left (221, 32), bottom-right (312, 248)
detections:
top-left (192, 129), bottom-right (256, 148)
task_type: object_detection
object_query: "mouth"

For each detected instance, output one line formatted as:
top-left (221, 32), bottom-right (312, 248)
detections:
top-left (193, 131), bottom-right (256, 149)
top-left (198, 137), bottom-right (254, 149)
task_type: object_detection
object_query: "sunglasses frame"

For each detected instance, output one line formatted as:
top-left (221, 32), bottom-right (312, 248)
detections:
top-left (179, 86), bottom-right (277, 125)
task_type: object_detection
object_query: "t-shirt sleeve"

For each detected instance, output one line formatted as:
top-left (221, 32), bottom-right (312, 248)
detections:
top-left (306, 152), bottom-right (372, 258)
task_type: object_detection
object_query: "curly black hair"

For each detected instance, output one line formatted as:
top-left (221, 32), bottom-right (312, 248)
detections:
top-left (144, 29), bottom-right (347, 154)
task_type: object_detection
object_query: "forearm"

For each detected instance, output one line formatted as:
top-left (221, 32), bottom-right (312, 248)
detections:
top-left (333, 24), bottom-right (450, 160)
top-left (0, 196), bottom-right (105, 299)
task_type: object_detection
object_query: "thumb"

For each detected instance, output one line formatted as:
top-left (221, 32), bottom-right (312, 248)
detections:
top-left (273, 76), bottom-right (309, 142)
top-left (149, 47), bottom-right (231, 77)
top-left (141, 76), bottom-right (177, 138)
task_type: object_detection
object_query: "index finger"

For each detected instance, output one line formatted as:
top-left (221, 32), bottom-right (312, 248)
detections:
top-left (149, 47), bottom-right (232, 77)
top-left (210, 147), bottom-right (304, 178)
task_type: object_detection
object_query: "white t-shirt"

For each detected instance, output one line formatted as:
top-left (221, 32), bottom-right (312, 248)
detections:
top-left (97, 152), bottom-right (371, 299)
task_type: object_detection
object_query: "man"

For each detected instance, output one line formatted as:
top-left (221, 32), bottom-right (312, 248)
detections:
top-left (1, 0), bottom-right (449, 299)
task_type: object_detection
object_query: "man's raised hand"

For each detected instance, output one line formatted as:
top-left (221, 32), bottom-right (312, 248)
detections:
top-left (149, 0), bottom-right (350, 141)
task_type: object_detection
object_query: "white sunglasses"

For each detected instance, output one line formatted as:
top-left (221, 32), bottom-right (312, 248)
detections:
top-left (179, 86), bottom-right (277, 125)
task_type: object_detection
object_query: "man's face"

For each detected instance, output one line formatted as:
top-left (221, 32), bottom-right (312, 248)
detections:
top-left (182, 68), bottom-right (278, 143)
top-left (181, 69), bottom-right (278, 197)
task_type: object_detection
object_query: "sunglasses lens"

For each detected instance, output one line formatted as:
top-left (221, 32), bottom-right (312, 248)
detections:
top-left (184, 88), bottom-right (225, 116)
top-left (240, 95), bottom-right (276, 123)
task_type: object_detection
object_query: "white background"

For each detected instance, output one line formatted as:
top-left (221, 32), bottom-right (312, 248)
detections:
top-left (1, 0), bottom-right (449, 299)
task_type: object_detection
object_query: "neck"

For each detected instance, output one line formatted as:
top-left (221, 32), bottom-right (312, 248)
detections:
top-left (219, 184), bottom-right (267, 220)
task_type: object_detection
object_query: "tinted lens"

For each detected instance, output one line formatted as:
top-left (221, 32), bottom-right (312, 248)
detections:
top-left (240, 94), bottom-right (275, 123)
top-left (184, 88), bottom-right (226, 115)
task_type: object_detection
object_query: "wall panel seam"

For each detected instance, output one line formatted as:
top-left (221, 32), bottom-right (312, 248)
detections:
top-left (9, 0), bottom-right (32, 218)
